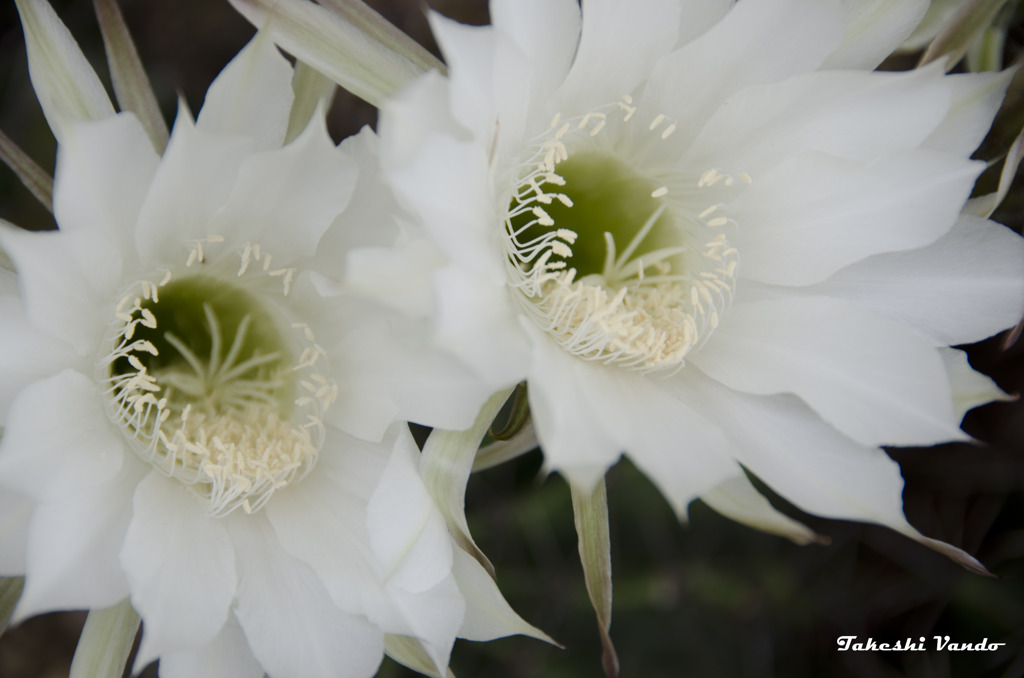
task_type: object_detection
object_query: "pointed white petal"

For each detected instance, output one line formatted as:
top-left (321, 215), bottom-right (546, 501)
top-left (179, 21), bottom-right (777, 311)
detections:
top-left (735, 149), bottom-right (981, 285)
top-left (123, 472), bottom-right (236, 666)
top-left (939, 347), bottom-right (1012, 422)
top-left (809, 215), bottom-right (1024, 345)
top-left (0, 296), bottom-right (78, 424)
top-left (923, 70), bottom-right (1012, 155)
top-left (329, 306), bottom-right (493, 440)
top-left (230, 515), bottom-right (384, 678)
top-left (0, 226), bottom-right (118, 354)
top-left (367, 428), bottom-right (453, 594)
top-left (387, 133), bottom-right (499, 280)
top-left (210, 113), bottom-right (355, 263)
top-left (526, 324), bottom-right (738, 505)
top-left (196, 32), bottom-right (294, 150)
top-left (557, 0), bottom-right (680, 113)
top-left (159, 613), bottom-right (263, 678)
top-left (491, 0), bottom-right (581, 108)
top-left (700, 474), bottom-right (819, 545)
top-left (54, 114), bottom-right (159, 253)
top-left (642, 0), bottom-right (845, 153)
top-left (0, 370), bottom-right (124, 500)
top-left (14, 0), bottom-right (114, 139)
top-left (451, 547), bottom-right (550, 643)
top-left (675, 0), bottom-right (733, 47)
top-left (689, 63), bottom-right (952, 173)
top-left (134, 112), bottom-right (252, 267)
top-left (15, 454), bottom-right (145, 619)
top-left (434, 266), bottom-right (531, 388)
top-left (682, 376), bottom-right (987, 573)
top-left (266, 429), bottom-right (388, 617)
top-left (822, 0), bottom-right (929, 69)
top-left (691, 296), bottom-right (962, 447)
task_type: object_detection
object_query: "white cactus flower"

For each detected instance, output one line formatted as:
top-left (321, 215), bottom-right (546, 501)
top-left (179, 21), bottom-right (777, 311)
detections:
top-left (362, 0), bottom-right (1024, 563)
top-left (0, 1), bottom-right (538, 676)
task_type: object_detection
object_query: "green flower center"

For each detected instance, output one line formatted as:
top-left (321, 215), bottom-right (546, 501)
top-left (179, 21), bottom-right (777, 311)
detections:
top-left (503, 109), bottom-right (741, 372)
top-left (102, 244), bottom-right (333, 515)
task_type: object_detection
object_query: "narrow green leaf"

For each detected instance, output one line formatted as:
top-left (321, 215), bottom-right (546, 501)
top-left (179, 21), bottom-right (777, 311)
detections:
top-left (0, 129), bottom-right (54, 212)
top-left (228, 0), bottom-right (428, 107)
top-left (919, 0), bottom-right (1012, 71)
top-left (318, 0), bottom-right (445, 74)
top-left (69, 598), bottom-right (140, 678)
top-left (570, 477), bottom-right (619, 678)
top-left (93, 0), bottom-right (169, 152)
top-left (384, 635), bottom-right (456, 678)
top-left (420, 388), bottom-right (514, 579)
top-left (285, 61), bottom-right (336, 144)
top-left (0, 577), bottom-right (25, 633)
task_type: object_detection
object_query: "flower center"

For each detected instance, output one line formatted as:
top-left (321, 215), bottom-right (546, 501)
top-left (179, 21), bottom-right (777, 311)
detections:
top-left (100, 242), bottom-right (334, 515)
top-left (504, 104), bottom-right (742, 372)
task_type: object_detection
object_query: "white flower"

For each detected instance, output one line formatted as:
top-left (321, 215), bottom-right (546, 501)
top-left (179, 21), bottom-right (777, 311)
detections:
top-left (0, 2), bottom-right (537, 675)
top-left (370, 0), bottom-right (1024, 562)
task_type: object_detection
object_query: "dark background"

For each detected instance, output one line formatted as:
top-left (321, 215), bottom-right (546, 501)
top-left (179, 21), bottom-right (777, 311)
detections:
top-left (0, 1), bottom-right (1023, 676)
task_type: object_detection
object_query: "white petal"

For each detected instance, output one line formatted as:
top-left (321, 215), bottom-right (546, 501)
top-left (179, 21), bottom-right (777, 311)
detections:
top-left (691, 296), bottom-right (963, 447)
top-left (366, 428), bottom-right (453, 594)
top-left (452, 546), bottom-right (551, 643)
top-left (427, 15), bottom-right (501, 141)
top-left (0, 296), bottom-right (78, 424)
top-left (210, 113), bottom-right (356, 262)
top-left (524, 326), bottom-right (623, 489)
top-left (689, 63), bottom-right (952, 173)
top-left (329, 305), bottom-right (493, 439)
top-left (196, 32), bottom-right (294, 150)
top-left (434, 266), bottom-right (531, 388)
top-left (923, 70), bottom-right (1013, 156)
top-left (675, 0), bottom-right (733, 47)
top-left (0, 490), bottom-right (32, 575)
top-left (940, 347), bottom-right (1011, 422)
top-left (822, 0), bottom-right (929, 69)
top-left (159, 614), bottom-right (263, 678)
top-left (0, 226), bottom-right (118, 354)
top-left (491, 0), bottom-right (581, 107)
top-left (526, 324), bottom-right (739, 504)
top-left (0, 370), bottom-right (124, 501)
top-left (700, 474), bottom-right (818, 545)
top-left (266, 429), bottom-right (387, 617)
top-left (230, 515), bottom-right (384, 678)
top-left (378, 575), bottom-right (464, 675)
top-left (122, 471), bottom-right (236, 666)
top-left (808, 215), bottom-right (1024, 346)
top-left (682, 378), bottom-right (908, 532)
top-left (15, 454), bottom-right (145, 619)
top-left (342, 238), bottom-right (447, 318)
top-left (14, 0), bottom-right (114, 139)
top-left (598, 370), bottom-right (739, 517)
top-left (387, 134), bottom-right (499, 280)
top-left (54, 114), bottom-right (160, 254)
top-left (681, 377), bottom-right (986, 572)
top-left (134, 112), bottom-right (252, 268)
top-left (556, 0), bottom-right (680, 113)
top-left (734, 149), bottom-right (981, 285)
top-left (641, 0), bottom-right (845, 153)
